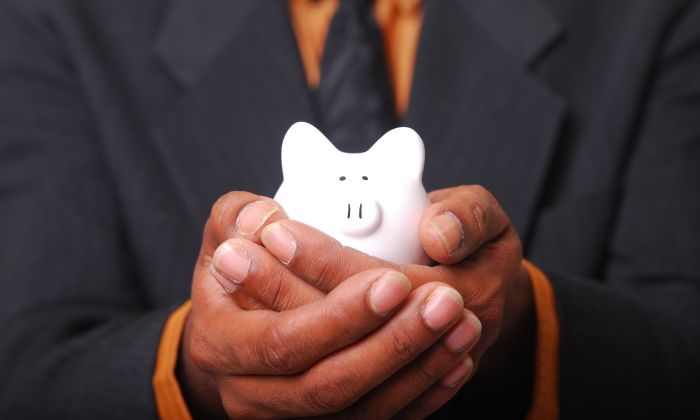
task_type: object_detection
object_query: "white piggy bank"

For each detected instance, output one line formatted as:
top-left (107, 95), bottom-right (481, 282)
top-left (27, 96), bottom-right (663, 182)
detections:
top-left (274, 122), bottom-right (430, 265)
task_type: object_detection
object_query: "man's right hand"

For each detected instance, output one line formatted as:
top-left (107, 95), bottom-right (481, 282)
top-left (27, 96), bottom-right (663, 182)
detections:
top-left (179, 192), bottom-right (481, 418)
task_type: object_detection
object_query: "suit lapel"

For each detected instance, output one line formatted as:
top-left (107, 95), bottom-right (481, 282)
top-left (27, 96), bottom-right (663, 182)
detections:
top-left (406, 0), bottom-right (566, 240)
top-left (152, 0), bottom-right (316, 227)
top-left (155, 0), bottom-right (258, 88)
top-left (150, 0), bottom-right (565, 238)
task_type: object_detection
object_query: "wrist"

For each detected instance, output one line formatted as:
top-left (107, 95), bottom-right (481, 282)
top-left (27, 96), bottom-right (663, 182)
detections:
top-left (468, 262), bottom-right (535, 415)
top-left (177, 313), bottom-right (227, 419)
top-left (484, 262), bottom-right (535, 372)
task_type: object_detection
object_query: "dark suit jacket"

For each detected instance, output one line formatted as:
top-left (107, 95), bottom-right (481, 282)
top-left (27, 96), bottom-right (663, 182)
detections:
top-left (1, 0), bottom-right (699, 418)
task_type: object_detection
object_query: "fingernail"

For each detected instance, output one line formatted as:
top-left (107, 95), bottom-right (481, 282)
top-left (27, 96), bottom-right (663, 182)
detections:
top-left (212, 243), bottom-right (251, 290)
top-left (237, 201), bottom-right (280, 236)
top-left (441, 357), bottom-right (474, 387)
top-left (429, 212), bottom-right (463, 255)
top-left (422, 287), bottom-right (464, 331)
top-left (444, 313), bottom-right (482, 352)
top-left (261, 223), bottom-right (297, 264)
top-left (369, 271), bottom-right (412, 316)
top-left (209, 265), bottom-right (236, 293)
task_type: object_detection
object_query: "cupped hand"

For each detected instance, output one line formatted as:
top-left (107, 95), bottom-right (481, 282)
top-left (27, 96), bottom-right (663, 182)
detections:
top-left (226, 185), bottom-right (533, 378)
top-left (180, 191), bottom-right (482, 418)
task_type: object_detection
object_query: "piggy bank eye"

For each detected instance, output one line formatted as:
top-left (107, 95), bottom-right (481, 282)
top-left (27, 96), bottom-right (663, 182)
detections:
top-left (362, 176), bottom-right (369, 181)
top-left (339, 176), bottom-right (346, 181)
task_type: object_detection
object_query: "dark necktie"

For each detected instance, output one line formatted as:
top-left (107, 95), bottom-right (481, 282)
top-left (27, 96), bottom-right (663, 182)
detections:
top-left (317, 0), bottom-right (397, 152)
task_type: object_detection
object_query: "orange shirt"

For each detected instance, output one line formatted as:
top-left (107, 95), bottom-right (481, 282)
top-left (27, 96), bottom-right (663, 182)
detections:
top-left (153, 1), bottom-right (561, 418)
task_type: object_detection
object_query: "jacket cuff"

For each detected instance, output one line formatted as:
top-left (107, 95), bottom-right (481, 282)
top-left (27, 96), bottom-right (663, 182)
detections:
top-left (152, 265), bottom-right (560, 419)
top-left (522, 260), bottom-right (560, 420)
top-left (153, 300), bottom-right (193, 420)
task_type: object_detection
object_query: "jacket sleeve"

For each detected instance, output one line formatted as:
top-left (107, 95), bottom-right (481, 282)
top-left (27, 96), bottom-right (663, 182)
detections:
top-left (0, 1), bottom-right (172, 417)
top-left (547, 2), bottom-right (700, 417)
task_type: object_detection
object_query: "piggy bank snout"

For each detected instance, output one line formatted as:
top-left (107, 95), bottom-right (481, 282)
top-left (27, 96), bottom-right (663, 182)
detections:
top-left (338, 198), bottom-right (382, 237)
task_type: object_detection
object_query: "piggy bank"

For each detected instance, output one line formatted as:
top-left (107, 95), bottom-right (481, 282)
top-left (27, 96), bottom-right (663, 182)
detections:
top-left (274, 122), bottom-right (430, 265)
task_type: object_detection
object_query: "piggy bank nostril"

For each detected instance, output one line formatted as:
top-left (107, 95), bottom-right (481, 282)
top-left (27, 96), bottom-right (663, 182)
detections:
top-left (341, 200), bottom-right (382, 237)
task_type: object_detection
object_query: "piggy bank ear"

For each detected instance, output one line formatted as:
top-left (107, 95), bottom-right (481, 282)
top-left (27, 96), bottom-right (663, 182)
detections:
top-left (368, 127), bottom-right (425, 181)
top-left (281, 122), bottom-right (337, 179)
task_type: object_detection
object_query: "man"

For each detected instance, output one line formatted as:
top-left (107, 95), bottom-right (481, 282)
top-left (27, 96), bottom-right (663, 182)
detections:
top-left (1, 0), bottom-right (699, 418)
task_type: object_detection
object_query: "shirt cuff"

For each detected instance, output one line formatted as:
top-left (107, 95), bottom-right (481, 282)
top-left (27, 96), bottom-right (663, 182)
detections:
top-left (153, 300), bottom-right (193, 420)
top-left (522, 260), bottom-right (560, 420)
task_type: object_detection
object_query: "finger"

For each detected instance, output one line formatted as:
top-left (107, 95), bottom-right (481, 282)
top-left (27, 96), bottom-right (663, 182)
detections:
top-left (427, 186), bottom-right (457, 202)
top-left (426, 262), bottom-right (509, 357)
top-left (258, 219), bottom-right (452, 294)
top-left (257, 216), bottom-right (515, 351)
top-left (421, 185), bottom-right (512, 264)
top-left (220, 283), bottom-right (466, 418)
top-left (260, 219), bottom-right (393, 293)
top-left (349, 310), bottom-right (481, 419)
top-left (210, 237), bottom-right (325, 311)
top-left (202, 191), bottom-right (287, 255)
top-left (259, 210), bottom-right (517, 372)
top-left (393, 357), bottom-right (475, 420)
top-left (191, 267), bottom-right (413, 376)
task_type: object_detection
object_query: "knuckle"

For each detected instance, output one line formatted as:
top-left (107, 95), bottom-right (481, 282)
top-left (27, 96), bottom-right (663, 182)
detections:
top-left (188, 328), bottom-right (218, 372)
top-left (220, 394), bottom-right (253, 419)
top-left (260, 323), bottom-right (304, 373)
top-left (310, 241), bottom-right (346, 291)
top-left (467, 200), bottom-right (489, 242)
top-left (210, 191), bottom-right (248, 234)
top-left (467, 185), bottom-right (511, 231)
top-left (413, 358), bottom-right (443, 386)
top-left (195, 251), bottom-right (213, 271)
top-left (210, 191), bottom-right (238, 219)
top-left (386, 325), bottom-right (421, 365)
top-left (314, 251), bottom-right (339, 289)
top-left (267, 269), bottom-right (289, 310)
top-left (469, 184), bottom-right (490, 198)
top-left (454, 184), bottom-right (471, 196)
top-left (220, 386), bottom-right (278, 420)
top-left (303, 372), bottom-right (358, 414)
